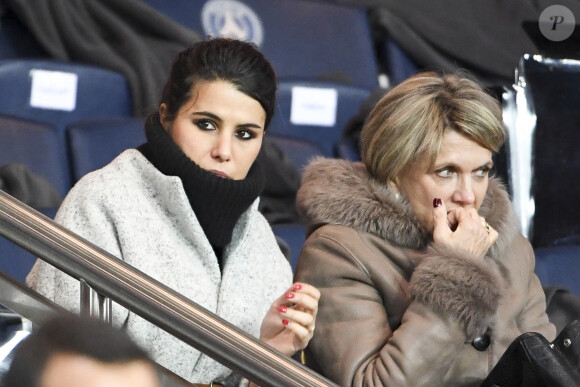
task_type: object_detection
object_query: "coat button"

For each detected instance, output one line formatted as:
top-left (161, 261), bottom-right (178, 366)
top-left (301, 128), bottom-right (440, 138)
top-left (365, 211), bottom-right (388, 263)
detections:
top-left (472, 332), bottom-right (491, 351)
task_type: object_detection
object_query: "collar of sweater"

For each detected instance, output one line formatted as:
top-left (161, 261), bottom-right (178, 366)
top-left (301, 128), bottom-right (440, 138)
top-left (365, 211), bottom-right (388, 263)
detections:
top-left (139, 113), bottom-right (265, 250)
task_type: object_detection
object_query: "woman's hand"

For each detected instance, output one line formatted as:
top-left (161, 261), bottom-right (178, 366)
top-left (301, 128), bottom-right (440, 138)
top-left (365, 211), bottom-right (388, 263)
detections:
top-left (259, 282), bottom-right (320, 356)
top-left (432, 198), bottom-right (498, 258)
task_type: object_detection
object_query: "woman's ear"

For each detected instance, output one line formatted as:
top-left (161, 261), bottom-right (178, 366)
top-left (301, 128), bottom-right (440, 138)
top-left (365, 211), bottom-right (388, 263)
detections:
top-left (159, 103), bottom-right (169, 131)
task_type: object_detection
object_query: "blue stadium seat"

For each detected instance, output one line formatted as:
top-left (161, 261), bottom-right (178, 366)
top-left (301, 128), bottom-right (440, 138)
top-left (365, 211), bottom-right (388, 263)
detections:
top-left (272, 223), bottom-right (307, 272)
top-left (382, 38), bottom-right (420, 86)
top-left (66, 117), bottom-right (146, 184)
top-left (270, 81), bottom-right (371, 157)
top-left (0, 59), bottom-right (133, 191)
top-left (267, 134), bottom-right (323, 176)
top-left (0, 116), bottom-right (68, 198)
top-left (535, 245), bottom-right (580, 297)
top-left (140, 0), bottom-right (377, 157)
top-left (0, 59), bottom-right (132, 132)
top-left (140, 0), bottom-right (380, 89)
top-left (0, 115), bottom-right (63, 284)
top-left (0, 208), bottom-right (57, 284)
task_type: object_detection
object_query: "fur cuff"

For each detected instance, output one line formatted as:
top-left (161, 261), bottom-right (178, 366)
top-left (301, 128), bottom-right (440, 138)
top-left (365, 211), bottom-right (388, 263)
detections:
top-left (409, 245), bottom-right (503, 340)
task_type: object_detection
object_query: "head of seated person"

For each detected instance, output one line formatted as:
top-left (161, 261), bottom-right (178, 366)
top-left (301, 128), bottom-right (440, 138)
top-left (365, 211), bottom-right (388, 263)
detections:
top-left (2, 314), bottom-right (159, 387)
top-left (360, 70), bottom-right (505, 239)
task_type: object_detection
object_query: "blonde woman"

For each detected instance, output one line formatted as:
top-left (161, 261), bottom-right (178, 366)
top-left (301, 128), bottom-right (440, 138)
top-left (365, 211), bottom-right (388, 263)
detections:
top-left (295, 72), bottom-right (554, 386)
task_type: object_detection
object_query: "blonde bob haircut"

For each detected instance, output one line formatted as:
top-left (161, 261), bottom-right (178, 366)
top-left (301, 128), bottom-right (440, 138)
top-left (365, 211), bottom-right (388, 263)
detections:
top-left (360, 71), bottom-right (506, 183)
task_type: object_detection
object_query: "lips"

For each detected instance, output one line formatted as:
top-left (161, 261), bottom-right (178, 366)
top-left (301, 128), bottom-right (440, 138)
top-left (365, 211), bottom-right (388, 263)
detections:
top-left (209, 169), bottom-right (230, 179)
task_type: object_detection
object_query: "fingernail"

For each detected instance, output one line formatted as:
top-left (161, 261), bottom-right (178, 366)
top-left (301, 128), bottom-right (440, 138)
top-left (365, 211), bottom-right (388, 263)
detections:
top-left (433, 198), bottom-right (442, 208)
top-left (278, 305), bottom-right (287, 313)
top-left (285, 292), bottom-right (295, 299)
top-left (293, 283), bottom-right (302, 291)
top-left (282, 319), bottom-right (289, 326)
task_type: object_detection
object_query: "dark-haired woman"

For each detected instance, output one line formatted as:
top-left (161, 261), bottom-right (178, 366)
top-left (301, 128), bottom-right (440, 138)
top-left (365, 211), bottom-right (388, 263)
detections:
top-left (27, 38), bottom-right (319, 386)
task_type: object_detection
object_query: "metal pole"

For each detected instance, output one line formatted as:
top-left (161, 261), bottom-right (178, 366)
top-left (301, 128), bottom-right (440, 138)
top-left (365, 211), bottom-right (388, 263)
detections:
top-left (0, 190), bottom-right (337, 387)
top-left (80, 279), bottom-right (112, 324)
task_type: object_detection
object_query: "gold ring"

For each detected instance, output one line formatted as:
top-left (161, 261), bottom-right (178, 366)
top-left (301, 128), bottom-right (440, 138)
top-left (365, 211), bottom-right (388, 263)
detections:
top-left (482, 220), bottom-right (490, 233)
top-left (309, 325), bottom-right (315, 333)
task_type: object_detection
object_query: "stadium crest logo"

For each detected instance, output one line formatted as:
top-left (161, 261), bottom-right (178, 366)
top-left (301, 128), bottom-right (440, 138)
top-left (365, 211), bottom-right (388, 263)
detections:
top-left (201, 0), bottom-right (264, 47)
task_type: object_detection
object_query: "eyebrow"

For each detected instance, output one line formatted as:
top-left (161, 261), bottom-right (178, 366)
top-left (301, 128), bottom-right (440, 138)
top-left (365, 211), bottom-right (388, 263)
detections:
top-left (433, 160), bottom-right (494, 172)
top-left (192, 111), bottom-right (264, 130)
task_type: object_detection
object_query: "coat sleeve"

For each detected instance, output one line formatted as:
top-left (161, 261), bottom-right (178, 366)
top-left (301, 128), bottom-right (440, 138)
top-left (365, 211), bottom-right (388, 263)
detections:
top-left (294, 225), bottom-right (502, 387)
top-left (26, 181), bottom-right (129, 327)
top-left (512, 235), bottom-right (556, 340)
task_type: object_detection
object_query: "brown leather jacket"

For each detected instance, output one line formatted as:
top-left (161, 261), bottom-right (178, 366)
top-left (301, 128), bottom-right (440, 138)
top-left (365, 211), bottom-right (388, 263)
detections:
top-left (294, 158), bottom-right (556, 387)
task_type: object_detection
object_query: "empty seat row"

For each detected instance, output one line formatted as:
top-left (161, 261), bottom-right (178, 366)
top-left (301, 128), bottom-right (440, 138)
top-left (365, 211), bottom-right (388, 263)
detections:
top-left (0, 59), bottom-right (133, 196)
top-left (0, 59), bottom-right (354, 178)
top-left (140, 0), bottom-right (381, 90)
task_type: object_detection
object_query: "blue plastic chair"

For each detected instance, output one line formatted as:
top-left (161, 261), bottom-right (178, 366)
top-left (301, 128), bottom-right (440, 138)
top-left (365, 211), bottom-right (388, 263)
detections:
top-left (140, 0), bottom-right (380, 89)
top-left (66, 117), bottom-right (146, 183)
top-left (270, 80), bottom-right (371, 157)
top-left (267, 134), bottom-right (323, 176)
top-left (0, 115), bottom-right (68, 198)
top-left (535, 245), bottom-right (580, 297)
top-left (0, 59), bottom-right (133, 191)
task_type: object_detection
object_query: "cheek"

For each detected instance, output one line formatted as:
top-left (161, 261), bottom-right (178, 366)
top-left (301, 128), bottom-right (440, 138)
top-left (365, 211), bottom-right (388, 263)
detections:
top-left (231, 141), bottom-right (262, 179)
top-left (170, 126), bottom-right (208, 163)
top-left (474, 181), bottom-right (489, 208)
top-left (244, 138), bottom-right (263, 162)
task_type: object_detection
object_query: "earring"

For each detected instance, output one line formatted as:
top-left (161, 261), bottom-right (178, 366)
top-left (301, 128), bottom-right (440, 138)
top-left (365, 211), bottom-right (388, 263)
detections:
top-left (387, 180), bottom-right (401, 201)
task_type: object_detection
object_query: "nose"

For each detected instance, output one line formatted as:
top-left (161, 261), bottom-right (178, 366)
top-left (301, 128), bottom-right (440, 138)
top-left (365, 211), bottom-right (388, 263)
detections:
top-left (211, 132), bottom-right (232, 161)
top-left (452, 175), bottom-right (475, 206)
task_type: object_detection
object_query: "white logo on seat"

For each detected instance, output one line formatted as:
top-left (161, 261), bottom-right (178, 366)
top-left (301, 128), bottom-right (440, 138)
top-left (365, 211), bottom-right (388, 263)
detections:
top-left (201, 0), bottom-right (264, 47)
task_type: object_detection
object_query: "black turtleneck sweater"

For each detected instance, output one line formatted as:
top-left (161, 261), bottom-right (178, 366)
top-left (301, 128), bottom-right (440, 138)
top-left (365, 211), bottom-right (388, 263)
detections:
top-left (138, 113), bottom-right (265, 263)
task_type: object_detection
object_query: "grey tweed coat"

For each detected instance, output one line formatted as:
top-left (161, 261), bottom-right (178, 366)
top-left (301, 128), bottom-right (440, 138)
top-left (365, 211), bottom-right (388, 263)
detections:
top-left (27, 149), bottom-right (292, 385)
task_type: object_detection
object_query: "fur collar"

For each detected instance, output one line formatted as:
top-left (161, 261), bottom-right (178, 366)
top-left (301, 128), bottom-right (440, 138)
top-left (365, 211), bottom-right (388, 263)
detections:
top-left (297, 157), bottom-right (520, 257)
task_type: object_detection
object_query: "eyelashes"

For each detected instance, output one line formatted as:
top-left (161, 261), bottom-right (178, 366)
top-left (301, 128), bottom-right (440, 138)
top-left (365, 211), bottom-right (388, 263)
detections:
top-left (194, 119), bottom-right (257, 141)
top-left (435, 166), bottom-right (491, 178)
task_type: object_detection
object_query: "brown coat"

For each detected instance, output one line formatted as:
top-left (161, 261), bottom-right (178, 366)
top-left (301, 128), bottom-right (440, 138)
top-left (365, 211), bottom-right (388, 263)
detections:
top-left (294, 158), bottom-right (556, 387)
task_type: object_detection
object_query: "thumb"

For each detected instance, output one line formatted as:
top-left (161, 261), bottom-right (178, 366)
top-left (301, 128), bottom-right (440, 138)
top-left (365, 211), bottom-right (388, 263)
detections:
top-left (432, 198), bottom-right (450, 242)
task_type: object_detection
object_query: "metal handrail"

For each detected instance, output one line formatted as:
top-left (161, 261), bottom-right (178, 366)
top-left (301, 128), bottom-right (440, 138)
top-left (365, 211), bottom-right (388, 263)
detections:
top-left (0, 189), bottom-right (337, 387)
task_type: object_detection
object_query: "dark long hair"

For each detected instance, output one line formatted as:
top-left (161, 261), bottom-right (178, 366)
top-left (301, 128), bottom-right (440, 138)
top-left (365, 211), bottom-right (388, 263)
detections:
top-left (160, 37), bottom-right (278, 129)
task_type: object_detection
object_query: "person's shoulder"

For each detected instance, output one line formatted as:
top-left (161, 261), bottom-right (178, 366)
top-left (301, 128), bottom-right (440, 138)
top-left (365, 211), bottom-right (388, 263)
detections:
top-left (304, 223), bottom-right (399, 269)
top-left (57, 150), bottom-right (150, 216)
top-left (69, 150), bottom-right (154, 195)
top-left (310, 223), bottom-right (377, 244)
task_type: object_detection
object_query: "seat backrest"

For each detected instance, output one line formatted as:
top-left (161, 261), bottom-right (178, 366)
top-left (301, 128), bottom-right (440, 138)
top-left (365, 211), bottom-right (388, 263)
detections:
top-left (0, 59), bottom-right (133, 191)
top-left (270, 80), bottom-right (371, 157)
top-left (535, 245), bottom-right (580, 297)
top-left (0, 207), bottom-right (56, 284)
top-left (66, 117), bottom-right (146, 183)
top-left (504, 55), bottom-right (580, 248)
top-left (382, 38), bottom-right (420, 86)
top-left (0, 115), bottom-right (69, 198)
top-left (140, 0), bottom-right (380, 89)
top-left (0, 59), bottom-right (132, 133)
top-left (0, 237), bottom-right (39, 284)
top-left (267, 134), bottom-right (323, 176)
top-left (271, 223), bottom-right (307, 272)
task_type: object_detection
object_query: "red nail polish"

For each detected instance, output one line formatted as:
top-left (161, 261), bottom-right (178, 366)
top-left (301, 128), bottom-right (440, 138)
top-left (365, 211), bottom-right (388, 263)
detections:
top-left (282, 319), bottom-right (289, 326)
top-left (433, 198), bottom-right (442, 208)
top-left (293, 283), bottom-right (302, 291)
top-left (278, 305), bottom-right (287, 313)
top-left (285, 292), bottom-right (295, 299)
